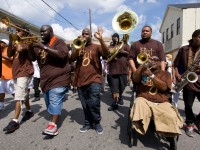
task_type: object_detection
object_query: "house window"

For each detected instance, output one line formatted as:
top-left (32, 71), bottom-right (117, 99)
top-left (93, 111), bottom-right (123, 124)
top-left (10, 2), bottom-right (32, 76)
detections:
top-left (166, 28), bottom-right (169, 41)
top-left (162, 32), bottom-right (165, 43)
top-left (177, 18), bottom-right (180, 35)
top-left (171, 23), bottom-right (174, 38)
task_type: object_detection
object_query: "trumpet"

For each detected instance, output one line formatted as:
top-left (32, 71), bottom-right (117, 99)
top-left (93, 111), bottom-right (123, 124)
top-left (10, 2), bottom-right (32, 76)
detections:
top-left (73, 38), bottom-right (86, 49)
top-left (137, 52), bottom-right (149, 65)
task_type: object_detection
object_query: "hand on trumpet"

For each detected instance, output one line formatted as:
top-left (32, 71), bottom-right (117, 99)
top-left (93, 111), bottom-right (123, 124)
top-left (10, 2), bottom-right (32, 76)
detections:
top-left (32, 42), bottom-right (47, 50)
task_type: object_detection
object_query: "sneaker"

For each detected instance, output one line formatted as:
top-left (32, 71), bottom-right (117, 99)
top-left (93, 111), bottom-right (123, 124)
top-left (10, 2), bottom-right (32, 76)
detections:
top-left (95, 123), bottom-right (103, 134)
top-left (185, 126), bottom-right (195, 137)
top-left (21, 111), bottom-right (34, 122)
top-left (3, 120), bottom-right (20, 133)
top-left (43, 122), bottom-right (58, 136)
top-left (79, 125), bottom-right (91, 133)
top-left (32, 97), bottom-right (40, 102)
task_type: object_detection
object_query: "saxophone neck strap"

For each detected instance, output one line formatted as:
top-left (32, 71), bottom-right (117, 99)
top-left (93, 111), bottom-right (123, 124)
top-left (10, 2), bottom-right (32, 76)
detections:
top-left (188, 47), bottom-right (193, 68)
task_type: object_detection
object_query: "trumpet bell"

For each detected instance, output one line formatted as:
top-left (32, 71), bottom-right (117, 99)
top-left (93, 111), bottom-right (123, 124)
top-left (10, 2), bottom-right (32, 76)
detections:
top-left (112, 10), bottom-right (138, 34)
top-left (73, 38), bottom-right (84, 49)
top-left (137, 53), bottom-right (148, 65)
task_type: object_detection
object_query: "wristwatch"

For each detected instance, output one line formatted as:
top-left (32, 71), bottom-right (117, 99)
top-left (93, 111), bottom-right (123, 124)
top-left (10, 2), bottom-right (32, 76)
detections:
top-left (149, 74), bottom-right (155, 79)
top-left (44, 46), bottom-right (48, 50)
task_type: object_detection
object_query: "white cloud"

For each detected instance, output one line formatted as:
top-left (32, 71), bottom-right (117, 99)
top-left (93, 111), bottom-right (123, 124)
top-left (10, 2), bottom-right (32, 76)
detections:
top-left (147, 0), bottom-right (157, 3)
top-left (66, 0), bottom-right (125, 14)
top-left (138, 14), bottom-right (147, 25)
top-left (150, 16), bottom-right (162, 41)
top-left (52, 22), bottom-right (112, 41)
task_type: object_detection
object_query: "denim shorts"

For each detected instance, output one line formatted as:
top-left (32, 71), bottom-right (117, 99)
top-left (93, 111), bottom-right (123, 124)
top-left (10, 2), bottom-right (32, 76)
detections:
top-left (43, 86), bottom-right (68, 115)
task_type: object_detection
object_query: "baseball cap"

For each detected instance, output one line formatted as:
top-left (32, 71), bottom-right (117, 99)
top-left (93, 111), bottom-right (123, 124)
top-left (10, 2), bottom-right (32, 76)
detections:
top-left (0, 39), bottom-right (9, 45)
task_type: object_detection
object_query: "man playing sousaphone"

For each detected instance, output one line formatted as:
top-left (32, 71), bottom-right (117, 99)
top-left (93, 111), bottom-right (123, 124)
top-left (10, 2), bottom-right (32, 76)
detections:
top-left (107, 33), bottom-right (130, 111)
top-left (3, 25), bottom-right (34, 134)
top-left (130, 56), bottom-right (183, 149)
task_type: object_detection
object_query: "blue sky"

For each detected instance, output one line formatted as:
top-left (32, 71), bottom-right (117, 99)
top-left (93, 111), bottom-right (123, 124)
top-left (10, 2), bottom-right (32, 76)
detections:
top-left (0, 0), bottom-right (199, 42)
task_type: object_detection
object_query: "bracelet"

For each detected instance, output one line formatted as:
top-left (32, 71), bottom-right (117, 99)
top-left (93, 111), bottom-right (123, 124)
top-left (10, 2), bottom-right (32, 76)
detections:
top-left (149, 74), bottom-right (155, 79)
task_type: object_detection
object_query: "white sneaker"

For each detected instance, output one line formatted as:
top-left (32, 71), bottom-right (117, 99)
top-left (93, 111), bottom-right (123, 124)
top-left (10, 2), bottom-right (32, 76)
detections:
top-left (43, 122), bottom-right (58, 136)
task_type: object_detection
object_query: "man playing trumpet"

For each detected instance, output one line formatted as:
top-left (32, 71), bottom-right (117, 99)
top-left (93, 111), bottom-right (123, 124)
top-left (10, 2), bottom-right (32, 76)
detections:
top-left (71, 27), bottom-right (109, 134)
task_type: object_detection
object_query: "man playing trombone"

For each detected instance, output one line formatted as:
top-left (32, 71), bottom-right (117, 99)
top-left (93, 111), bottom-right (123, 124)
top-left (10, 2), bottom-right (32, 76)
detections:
top-left (3, 25), bottom-right (34, 134)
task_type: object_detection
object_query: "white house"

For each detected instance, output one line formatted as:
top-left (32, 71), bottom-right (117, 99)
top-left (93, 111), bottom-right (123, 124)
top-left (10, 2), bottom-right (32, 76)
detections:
top-left (160, 3), bottom-right (200, 60)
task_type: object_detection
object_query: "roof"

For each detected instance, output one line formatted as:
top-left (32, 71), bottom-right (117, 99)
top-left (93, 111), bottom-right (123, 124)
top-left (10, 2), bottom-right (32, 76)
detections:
top-left (169, 3), bottom-right (200, 9)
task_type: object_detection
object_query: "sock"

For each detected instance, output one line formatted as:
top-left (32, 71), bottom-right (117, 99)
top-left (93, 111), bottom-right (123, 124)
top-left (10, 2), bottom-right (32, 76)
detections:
top-left (12, 119), bottom-right (19, 123)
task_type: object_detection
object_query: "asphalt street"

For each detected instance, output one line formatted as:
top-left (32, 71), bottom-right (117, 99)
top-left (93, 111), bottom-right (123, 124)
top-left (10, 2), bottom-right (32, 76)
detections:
top-left (0, 85), bottom-right (199, 150)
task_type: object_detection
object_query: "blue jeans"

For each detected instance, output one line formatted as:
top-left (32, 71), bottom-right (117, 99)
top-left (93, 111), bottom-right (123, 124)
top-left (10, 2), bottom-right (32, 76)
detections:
top-left (78, 83), bottom-right (102, 126)
top-left (43, 86), bottom-right (68, 115)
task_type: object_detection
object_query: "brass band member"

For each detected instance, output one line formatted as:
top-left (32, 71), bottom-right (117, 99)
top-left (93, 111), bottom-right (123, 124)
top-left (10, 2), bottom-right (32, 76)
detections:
top-left (29, 25), bottom-right (71, 136)
top-left (107, 33), bottom-right (130, 111)
top-left (130, 56), bottom-right (183, 149)
top-left (3, 25), bottom-right (34, 133)
top-left (129, 25), bottom-right (166, 72)
top-left (71, 27), bottom-right (109, 134)
top-left (173, 29), bottom-right (200, 137)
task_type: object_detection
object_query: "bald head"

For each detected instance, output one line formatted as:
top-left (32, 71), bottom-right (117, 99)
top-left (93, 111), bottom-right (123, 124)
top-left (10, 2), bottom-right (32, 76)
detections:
top-left (82, 28), bottom-right (92, 44)
top-left (40, 25), bottom-right (54, 42)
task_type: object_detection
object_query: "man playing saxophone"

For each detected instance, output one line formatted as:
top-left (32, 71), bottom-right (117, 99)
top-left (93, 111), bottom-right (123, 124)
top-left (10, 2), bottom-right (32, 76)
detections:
top-left (107, 33), bottom-right (130, 111)
top-left (173, 29), bottom-right (200, 137)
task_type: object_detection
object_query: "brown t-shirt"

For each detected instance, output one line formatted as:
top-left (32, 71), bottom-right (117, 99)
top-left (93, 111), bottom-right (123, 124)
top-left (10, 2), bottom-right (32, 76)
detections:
top-left (129, 39), bottom-right (166, 68)
top-left (108, 43), bottom-right (130, 75)
top-left (73, 43), bottom-right (103, 87)
top-left (12, 44), bottom-right (34, 79)
top-left (173, 45), bottom-right (200, 92)
top-left (34, 38), bottom-right (71, 92)
top-left (136, 70), bottom-right (171, 103)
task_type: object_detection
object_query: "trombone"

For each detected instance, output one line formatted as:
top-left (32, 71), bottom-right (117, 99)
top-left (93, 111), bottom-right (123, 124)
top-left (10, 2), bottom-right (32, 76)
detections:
top-left (0, 16), bottom-right (42, 44)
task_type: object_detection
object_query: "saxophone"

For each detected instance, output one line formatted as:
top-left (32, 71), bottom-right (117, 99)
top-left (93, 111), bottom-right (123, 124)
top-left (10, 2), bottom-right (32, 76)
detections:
top-left (107, 42), bottom-right (124, 63)
top-left (174, 53), bottom-right (200, 92)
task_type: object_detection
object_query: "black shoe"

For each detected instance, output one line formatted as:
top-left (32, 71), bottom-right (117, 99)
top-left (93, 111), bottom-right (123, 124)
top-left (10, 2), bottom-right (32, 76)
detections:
top-left (118, 98), bottom-right (124, 105)
top-left (108, 103), bottom-right (118, 111)
top-left (79, 125), bottom-right (91, 133)
top-left (185, 126), bottom-right (195, 137)
top-left (95, 123), bottom-right (103, 134)
top-left (21, 111), bottom-right (34, 122)
top-left (3, 120), bottom-right (20, 133)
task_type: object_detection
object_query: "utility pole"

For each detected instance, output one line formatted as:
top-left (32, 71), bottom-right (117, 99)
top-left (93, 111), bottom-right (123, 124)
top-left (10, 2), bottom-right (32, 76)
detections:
top-left (89, 9), bottom-right (92, 35)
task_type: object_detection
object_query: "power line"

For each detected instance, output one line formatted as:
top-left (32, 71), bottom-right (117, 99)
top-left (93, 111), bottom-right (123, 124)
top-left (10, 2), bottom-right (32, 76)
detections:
top-left (41, 0), bottom-right (81, 32)
top-left (24, 0), bottom-right (66, 24)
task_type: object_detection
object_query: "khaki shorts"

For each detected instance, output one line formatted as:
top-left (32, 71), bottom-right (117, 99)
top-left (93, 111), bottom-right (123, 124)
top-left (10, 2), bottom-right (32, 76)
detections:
top-left (14, 77), bottom-right (32, 101)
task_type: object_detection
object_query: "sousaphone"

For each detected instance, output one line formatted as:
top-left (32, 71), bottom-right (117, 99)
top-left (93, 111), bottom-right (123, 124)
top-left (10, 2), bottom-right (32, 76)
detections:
top-left (112, 10), bottom-right (139, 34)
